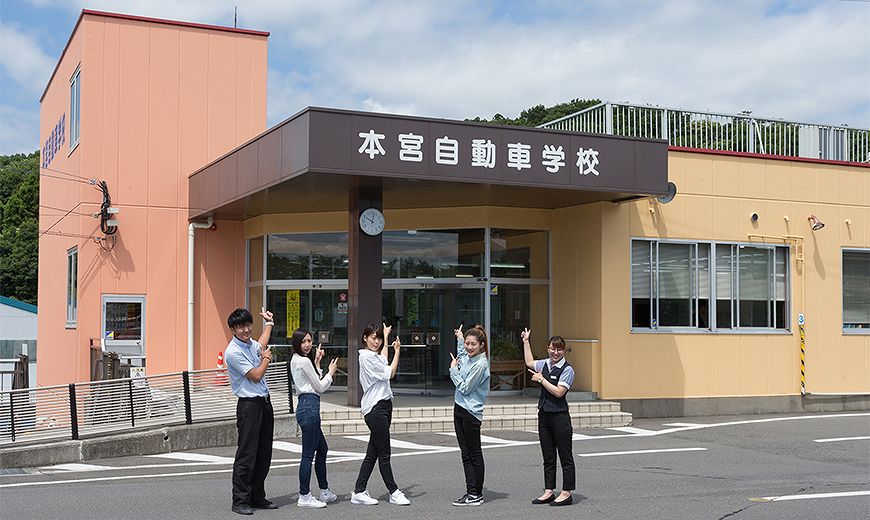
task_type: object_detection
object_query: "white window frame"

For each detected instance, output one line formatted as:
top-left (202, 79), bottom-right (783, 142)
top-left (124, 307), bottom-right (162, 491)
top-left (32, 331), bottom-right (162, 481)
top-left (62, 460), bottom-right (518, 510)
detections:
top-left (66, 246), bottom-right (78, 327)
top-left (842, 248), bottom-right (870, 335)
top-left (69, 65), bottom-right (81, 152)
top-left (631, 238), bottom-right (790, 333)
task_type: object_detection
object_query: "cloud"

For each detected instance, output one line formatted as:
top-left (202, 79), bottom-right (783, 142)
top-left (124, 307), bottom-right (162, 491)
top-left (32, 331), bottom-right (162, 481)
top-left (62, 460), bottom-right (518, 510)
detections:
top-left (0, 104), bottom-right (40, 154)
top-left (0, 23), bottom-right (55, 94)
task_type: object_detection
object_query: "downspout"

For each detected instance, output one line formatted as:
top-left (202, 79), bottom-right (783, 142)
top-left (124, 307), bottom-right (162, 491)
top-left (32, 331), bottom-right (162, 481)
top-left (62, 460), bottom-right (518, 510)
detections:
top-left (188, 216), bottom-right (214, 371)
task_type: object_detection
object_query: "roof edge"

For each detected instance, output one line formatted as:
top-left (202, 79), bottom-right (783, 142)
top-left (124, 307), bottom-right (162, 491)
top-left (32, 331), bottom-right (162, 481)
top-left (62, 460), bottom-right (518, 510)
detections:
top-left (0, 296), bottom-right (37, 314)
top-left (40, 9), bottom-right (269, 103)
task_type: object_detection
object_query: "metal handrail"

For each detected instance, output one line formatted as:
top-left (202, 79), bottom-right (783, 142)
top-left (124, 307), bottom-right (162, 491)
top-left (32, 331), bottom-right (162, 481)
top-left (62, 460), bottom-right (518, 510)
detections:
top-left (0, 362), bottom-right (293, 447)
top-left (538, 101), bottom-right (870, 163)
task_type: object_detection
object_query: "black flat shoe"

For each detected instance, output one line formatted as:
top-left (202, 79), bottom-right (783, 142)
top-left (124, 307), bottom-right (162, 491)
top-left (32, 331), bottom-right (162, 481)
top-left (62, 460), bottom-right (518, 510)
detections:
top-left (550, 495), bottom-right (573, 507)
top-left (532, 494), bottom-right (556, 504)
top-left (252, 500), bottom-right (279, 509)
top-left (231, 504), bottom-right (254, 515)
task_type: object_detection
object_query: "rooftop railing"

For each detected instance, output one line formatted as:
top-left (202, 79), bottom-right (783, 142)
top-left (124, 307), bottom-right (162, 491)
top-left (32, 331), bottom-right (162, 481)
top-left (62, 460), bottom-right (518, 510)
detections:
top-left (539, 102), bottom-right (870, 164)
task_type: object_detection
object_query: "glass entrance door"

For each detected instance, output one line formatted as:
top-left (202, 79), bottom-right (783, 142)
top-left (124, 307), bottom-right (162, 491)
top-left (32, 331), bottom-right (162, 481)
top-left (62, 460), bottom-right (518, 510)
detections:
top-left (382, 284), bottom-right (484, 392)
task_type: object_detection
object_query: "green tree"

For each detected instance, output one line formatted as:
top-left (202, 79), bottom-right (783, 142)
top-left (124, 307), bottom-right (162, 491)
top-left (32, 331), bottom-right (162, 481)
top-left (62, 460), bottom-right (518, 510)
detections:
top-left (468, 98), bottom-right (602, 128)
top-left (0, 151), bottom-right (40, 304)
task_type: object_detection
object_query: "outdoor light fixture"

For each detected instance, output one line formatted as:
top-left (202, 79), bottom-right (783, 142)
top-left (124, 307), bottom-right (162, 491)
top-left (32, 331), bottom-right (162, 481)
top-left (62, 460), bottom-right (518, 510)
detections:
top-left (783, 216), bottom-right (790, 223)
top-left (807, 214), bottom-right (825, 231)
top-left (845, 219), bottom-right (852, 226)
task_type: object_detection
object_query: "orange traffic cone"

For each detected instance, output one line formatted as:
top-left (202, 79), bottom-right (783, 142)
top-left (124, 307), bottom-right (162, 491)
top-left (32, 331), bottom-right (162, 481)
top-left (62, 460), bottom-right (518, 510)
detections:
top-left (215, 351), bottom-right (229, 386)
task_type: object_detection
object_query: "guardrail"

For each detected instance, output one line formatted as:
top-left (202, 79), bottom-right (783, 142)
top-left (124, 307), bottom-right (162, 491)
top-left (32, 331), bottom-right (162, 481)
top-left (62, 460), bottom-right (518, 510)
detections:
top-left (0, 362), bottom-right (293, 447)
top-left (539, 102), bottom-right (870, 163)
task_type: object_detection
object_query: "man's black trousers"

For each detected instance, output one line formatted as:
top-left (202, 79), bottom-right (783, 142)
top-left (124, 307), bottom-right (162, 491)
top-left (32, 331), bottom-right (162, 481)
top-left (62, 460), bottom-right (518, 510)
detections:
top-left (232, 397), bottom-right (274, 507)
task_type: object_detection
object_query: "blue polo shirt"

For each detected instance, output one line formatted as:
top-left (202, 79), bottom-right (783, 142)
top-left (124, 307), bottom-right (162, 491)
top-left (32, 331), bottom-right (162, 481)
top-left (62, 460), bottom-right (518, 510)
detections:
top-left (224, 335), bottom-right (269, 398)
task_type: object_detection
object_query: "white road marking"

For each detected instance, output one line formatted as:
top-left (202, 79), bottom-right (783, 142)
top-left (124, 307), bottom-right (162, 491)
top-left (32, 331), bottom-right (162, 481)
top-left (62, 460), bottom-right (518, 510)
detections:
top-left (607, 426), bottom-right (658, 435)
top-left (813, 436), bottom-right (870, 443)
top-left (39, 463), bottom-right (114, 472)
top-left (662, 422), bottom-right (700, 427)
top-left (435, 432), bottom-right (517, 444)
top-left (753, 490), bottom-right (870, 502)
top-left (649, 413), bottom-right (870, 437)
top-left (572, 433), bottom-right (595, 440)
top-left (578, 447), bottom-right (708, 458)
top-left (146, 452), bottom-right (235, 463)
top-left (272, 440), bottom-right (363, 457)
top-left (345, 435), bottom-right (443, 451)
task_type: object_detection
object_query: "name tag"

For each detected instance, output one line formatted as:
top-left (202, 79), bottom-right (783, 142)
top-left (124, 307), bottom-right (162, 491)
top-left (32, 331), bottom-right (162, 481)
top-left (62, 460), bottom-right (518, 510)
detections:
top-left (549, 375), bottom-right (558, 380)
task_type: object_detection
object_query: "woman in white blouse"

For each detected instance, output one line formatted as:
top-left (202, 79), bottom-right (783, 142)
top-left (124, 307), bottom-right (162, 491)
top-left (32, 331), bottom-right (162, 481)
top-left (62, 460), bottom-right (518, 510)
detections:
top-left (290, 328), bottom-right (338, 508)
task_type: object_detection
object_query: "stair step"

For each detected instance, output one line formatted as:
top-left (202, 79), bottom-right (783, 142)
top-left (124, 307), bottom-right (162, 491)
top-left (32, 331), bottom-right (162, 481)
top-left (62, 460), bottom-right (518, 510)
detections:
top-left (319, 401), bottom-right (622, 421)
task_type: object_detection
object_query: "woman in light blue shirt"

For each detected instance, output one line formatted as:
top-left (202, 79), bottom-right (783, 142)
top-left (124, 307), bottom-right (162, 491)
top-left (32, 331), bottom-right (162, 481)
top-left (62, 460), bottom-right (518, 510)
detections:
top-left (448, 324), bottom-right (490, 507)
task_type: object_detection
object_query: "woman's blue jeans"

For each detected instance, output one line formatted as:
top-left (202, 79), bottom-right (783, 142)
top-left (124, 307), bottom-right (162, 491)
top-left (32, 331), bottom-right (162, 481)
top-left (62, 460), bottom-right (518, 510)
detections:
top-left (295, 393), bottom-right (329, 495)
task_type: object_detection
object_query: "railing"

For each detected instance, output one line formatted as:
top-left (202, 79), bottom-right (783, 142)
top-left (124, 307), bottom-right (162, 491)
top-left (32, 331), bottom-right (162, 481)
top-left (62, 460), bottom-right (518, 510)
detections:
top-left (539, 102), bottom-right (870, 163)
top-left (0, 362), bottom-right (293, 446)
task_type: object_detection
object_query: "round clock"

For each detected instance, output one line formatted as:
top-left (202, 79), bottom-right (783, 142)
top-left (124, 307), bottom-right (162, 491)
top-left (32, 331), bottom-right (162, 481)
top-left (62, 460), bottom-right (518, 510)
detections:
top-left (359, 207), bottom-right (385, 236)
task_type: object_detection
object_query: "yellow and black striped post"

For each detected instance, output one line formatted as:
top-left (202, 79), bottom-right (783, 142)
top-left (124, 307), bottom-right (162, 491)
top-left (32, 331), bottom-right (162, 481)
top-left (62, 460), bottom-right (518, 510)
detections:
top-left (799, 317), bottom-right (806, 396)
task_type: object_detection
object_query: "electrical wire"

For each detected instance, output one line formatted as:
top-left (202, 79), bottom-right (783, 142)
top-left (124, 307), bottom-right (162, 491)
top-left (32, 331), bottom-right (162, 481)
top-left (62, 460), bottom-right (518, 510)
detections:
top-left (39, 204), bottom-right (97, 217)
top-left (40, 166), bottom-right (97, 184)
top-left (39, 202), bottom-right (85, 237)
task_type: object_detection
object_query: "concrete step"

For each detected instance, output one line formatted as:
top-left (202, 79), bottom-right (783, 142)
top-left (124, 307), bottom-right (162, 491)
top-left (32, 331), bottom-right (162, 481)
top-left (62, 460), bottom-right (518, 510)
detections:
top-left (316, 402), bottom-right (632, 436)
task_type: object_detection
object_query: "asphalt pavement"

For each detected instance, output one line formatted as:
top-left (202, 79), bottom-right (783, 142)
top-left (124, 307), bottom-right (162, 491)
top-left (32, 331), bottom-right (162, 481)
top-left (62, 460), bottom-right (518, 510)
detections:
top-left (1, 411), bottom-right (868, 519)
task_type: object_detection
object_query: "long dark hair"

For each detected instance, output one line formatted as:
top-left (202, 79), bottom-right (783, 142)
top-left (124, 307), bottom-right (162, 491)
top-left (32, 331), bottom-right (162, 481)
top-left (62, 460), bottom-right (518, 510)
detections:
top-left (291, 328), bottom-right (319, 375)
top-left (464, 324), bottom-right (488, 354)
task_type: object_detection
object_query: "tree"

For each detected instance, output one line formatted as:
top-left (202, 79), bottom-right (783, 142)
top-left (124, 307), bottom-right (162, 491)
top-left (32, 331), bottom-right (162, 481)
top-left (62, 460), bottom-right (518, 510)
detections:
top-left (468, 98), bottom-right (602, 128)
top-left (0, 151), bottom-right (39, 304)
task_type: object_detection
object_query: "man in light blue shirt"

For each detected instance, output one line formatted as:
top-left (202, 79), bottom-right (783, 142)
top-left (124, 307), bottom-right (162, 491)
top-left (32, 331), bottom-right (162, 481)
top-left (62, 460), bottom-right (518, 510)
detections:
top-left (224, 307), bottom-right (276, 515)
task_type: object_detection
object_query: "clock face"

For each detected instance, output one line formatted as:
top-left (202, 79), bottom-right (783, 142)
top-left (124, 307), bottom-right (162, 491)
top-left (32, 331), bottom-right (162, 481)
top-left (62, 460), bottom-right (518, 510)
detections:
top-left (359, 208), bottom-right (385, 236)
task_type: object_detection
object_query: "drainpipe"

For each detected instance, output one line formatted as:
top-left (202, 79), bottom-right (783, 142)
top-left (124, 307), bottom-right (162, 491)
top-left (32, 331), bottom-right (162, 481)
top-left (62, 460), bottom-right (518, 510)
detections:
top-left (188, 216), bottom-right (214, 371)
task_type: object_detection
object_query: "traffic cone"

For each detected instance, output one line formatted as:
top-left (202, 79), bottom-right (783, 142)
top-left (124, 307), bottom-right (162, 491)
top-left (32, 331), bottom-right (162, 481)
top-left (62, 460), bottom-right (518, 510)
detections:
top-left (215, 351), bottom-right (229, 386)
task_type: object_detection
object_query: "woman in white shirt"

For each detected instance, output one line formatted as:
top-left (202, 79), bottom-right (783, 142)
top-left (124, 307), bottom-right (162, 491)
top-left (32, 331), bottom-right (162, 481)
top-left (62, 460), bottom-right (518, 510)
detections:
top-left (350, 323), bottom-right (410, 507)
top-left (290, 328), bottom-right (338, 508)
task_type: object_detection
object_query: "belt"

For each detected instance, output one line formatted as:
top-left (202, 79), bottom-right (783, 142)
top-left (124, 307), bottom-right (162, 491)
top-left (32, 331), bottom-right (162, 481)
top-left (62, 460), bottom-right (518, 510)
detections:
top-left (239, 394), bottom-right (270, 403)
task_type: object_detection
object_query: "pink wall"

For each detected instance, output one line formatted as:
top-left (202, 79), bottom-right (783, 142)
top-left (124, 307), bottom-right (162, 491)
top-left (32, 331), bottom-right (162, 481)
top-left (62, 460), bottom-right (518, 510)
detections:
top-left (38, 11), bottom-right (267, 385)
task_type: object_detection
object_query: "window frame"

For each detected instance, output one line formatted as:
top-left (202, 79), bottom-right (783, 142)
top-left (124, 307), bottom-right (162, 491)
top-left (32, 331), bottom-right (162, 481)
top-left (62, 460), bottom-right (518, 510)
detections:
top-left (842, 247), bottom-right (870, 335)
top-left (66, 246), bottom-right (78, 328)
top-left (101, 294), bottom-right (147, 357)
top-left (69, 65), bottom-right (81, 153)
top-left (631, 238), bottom-right (790, 334)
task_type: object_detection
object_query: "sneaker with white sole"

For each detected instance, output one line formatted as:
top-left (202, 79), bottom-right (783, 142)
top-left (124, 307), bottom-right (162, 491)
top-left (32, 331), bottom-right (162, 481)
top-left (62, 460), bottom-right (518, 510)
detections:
top-left (319, 489), bottom-right (337, 504)
top-left (350, 490), bottom-right (378, 505)
top-left (389, 489), bottom-right (410, 505)
top-left (297, 493), bottom-right (327, 508)
top-left (452, 493), bottom-right (483, 507)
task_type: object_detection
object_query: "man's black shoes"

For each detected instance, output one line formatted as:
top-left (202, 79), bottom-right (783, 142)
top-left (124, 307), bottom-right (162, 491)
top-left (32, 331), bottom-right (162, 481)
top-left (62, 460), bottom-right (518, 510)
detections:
top-left (252, 500), bottom-right (279, 509)
top-left (231, 504), bottom-right (254, 515)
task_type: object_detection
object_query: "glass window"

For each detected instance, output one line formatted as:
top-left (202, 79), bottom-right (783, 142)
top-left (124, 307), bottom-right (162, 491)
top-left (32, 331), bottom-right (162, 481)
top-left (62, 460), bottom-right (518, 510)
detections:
top-left (632, 239), bottom-right (787, 331)
top-left (383, 229), bottom-right (483, 279)
top-left (267, 233), bottom-right (348, 280)
top-left (101, 295), bottom-right (146, 356)
top-left (66, 247), bottom-right (78, 326)
top-left (70, 66), bottom-right (81, 149)
top-left (490, 229), bottom-right (548, 279)
top-left (843, 250), bottom-right (870, 330)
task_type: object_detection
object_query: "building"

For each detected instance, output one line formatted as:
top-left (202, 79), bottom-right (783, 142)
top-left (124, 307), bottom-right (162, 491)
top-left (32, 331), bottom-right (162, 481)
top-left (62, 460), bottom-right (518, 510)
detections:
top-left (0, 296), bottom-right (37, 391)
top-left (38, 10), bottom-right (869, 416)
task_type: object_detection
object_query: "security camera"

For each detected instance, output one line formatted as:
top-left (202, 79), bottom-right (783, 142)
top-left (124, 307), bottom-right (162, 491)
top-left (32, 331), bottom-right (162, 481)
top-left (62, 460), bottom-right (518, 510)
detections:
top-left (750, 212), bottom-right (759, 223)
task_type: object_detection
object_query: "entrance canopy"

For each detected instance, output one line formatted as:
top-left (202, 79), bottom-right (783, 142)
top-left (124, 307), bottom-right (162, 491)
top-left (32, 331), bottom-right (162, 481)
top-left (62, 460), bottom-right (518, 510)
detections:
top-left (188, 107), bottom-right (668, 219)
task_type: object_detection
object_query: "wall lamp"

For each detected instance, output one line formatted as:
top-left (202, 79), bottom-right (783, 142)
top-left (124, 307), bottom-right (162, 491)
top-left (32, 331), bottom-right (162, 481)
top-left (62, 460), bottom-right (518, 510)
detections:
top-left (807, 214), bottom-right (825, 231)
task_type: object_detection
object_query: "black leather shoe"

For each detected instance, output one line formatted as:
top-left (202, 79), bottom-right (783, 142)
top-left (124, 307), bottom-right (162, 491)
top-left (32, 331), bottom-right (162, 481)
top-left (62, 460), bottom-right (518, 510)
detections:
top-left (532, 494), bottom-right (556, 504)
top-left (252, 500), bottom-right (279, 509)
top-left (231, 504), bottom-right (254, 515)
top-left (550, 495), bottom-right (573, 507)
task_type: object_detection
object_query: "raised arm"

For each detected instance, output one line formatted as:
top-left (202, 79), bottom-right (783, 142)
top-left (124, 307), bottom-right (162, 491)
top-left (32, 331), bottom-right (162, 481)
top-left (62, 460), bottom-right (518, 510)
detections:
top-left (521, 327), bottom-right (535, 369)
top-left (257, 308), bottom-right (274, 347)
top-left (388, 337), bottom-right (401, 378)
top-left (454, 324), bottom-right (467, 360)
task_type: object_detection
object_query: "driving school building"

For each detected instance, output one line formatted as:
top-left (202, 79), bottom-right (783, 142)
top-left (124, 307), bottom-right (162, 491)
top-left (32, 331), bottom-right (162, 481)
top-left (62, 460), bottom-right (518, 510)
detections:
top-left (37, 10), bottom-right (869, 416)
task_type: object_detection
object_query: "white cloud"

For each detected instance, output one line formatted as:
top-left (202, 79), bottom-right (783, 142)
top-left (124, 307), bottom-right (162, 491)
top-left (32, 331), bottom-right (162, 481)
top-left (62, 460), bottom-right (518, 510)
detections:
top-left (0, 104), bottom-right (40, 154)
top-left (0, 23), bottom-right (55, 94)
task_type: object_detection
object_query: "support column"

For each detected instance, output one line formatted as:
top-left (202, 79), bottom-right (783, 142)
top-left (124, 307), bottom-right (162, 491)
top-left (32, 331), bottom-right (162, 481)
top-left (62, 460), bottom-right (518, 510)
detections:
top-left (347, 178), bottom-right (383, 406)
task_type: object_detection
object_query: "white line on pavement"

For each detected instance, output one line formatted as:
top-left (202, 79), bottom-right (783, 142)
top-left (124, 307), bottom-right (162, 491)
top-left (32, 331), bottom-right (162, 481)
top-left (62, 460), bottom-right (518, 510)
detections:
top-left (146, 453), bottom-right (235, 463)
top-left (753, 490), bottom-right (870, 502)
top-left (578, 447), bottom-right (708, 458)
top-left (272, 440), bottom-right (363, 457)
top-left (607, 427), bottom-right (658, 435)
top-left (344, 435), bottom-right (443, 450)
top-left (39, 463), bottom-right (114, 472)
top-left (813, 436), bottom-right (870, 443)
top-left (662, 423), bottom-right (700, 427)
top-left (435, 432), bottom-right (517, 444)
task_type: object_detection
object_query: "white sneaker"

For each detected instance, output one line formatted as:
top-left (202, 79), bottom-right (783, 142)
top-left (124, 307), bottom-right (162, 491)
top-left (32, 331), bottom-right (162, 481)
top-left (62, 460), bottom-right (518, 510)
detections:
top-left (350, 490), bottom-right (379, 505)
top-left (389, 489), bottom-right (410, 505)
top-left (319, 488), bottom-right (337, 503)
top-left (297, 493), bottom-right (327, 508)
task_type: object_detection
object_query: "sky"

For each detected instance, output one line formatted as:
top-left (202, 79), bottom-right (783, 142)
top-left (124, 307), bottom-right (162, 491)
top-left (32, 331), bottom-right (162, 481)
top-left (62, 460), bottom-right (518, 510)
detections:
top-left (1, 0), bottom-right (869, 155)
